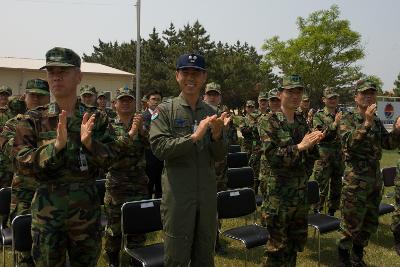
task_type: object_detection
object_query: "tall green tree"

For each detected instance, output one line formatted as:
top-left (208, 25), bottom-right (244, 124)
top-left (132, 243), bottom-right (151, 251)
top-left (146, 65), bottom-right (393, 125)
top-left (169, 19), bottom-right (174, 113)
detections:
top-left (393, 73), bottom-right (400, 96)
top-left (262, 5), bottom-right (364, 106)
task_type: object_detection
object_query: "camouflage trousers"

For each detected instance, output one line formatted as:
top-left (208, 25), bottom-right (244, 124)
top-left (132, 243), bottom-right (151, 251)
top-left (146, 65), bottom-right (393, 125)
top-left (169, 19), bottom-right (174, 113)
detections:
top-left (261, 175), bottom-right (309, 267)
top-left (313, 149), bottom-right (344, 211)
top-left (259, 154), bottom-right (270, 198)
top-left (31, 182), bottom-right (101, 267)
top-left (104, 174), bottom-right (148, 255)
top-left (338, 164), bottom-right (382, 250)
top-left (391, 160), bottom-right (400, 234)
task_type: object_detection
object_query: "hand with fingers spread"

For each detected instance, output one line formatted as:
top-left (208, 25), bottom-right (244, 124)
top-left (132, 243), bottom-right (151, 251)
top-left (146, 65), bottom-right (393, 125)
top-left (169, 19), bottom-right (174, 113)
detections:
top-left (129, 113), bottom-right (143, 138)
top-left (55, 110), bottom-right (68, 152)
top-left (334, 111), bottom-right (342, 125)
top-left (191, 116), bottom-right (212, 143)
top-left (81, 112), bottom-right (96, 151)
top-left (297, 130), bottom-right (324, 151)
top-left (364, 104), bottom-right (376, 128)
top-left (210, 112), bottom-right (228, 141)
top-left (223, 113), bottom-right (232, 127)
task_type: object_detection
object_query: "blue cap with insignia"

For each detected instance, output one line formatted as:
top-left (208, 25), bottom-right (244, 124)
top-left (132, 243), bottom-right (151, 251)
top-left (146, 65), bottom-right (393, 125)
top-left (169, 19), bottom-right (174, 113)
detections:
top-left (176, 53), bottom-right (206, 71)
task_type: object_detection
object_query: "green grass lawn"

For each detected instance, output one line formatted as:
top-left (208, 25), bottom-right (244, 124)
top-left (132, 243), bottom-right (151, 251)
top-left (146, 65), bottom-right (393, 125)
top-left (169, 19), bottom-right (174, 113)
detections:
top-left (2, 150), bottom-right (399, 266)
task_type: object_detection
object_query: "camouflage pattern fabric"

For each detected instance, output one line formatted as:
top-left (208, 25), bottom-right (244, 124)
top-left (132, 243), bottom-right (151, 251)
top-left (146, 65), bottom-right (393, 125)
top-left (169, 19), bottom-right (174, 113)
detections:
top-left (104, 116), bottom-right (149, 255)
top-left (312, 107), bottom-right (344, 211)
top-left (339, 111), bottom-right (400, 250)
top-left (392, 158), bottom-right (400, 234)
top-left (12, 100), bottom-right (127, 267)
top-left (258, 111), bottom-right (318, 266)
top-left (239, 110), bottom-right (260, 154)
top-left (0, 106), bottom-right (15, 187)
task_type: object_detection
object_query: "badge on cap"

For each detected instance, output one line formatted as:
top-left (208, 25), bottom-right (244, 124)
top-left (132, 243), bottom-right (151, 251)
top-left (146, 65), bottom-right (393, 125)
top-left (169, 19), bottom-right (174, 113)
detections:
top-left (188, 55), bottom-right (197, 63)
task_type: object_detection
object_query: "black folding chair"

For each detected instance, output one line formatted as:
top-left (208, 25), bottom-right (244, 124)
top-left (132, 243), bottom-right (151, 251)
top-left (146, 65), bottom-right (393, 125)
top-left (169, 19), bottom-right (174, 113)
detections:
top-left (228, 145), bottom-right (241, 153)
top-left (96, 179), bottom-right (108, 230)
top-left (307, 181), bottom-right (340, 266)
top-left (11, 214), bottom-right (32, 267)
top-left (0, 187), bottom-right (11, 267)
top-left (379, 167), bottom-right (396, 216)
top-left (227, 152), bottom-right (248, 168)
top-left (121, 199), bottom-right (163, 267)
top-left (226, 167), bottom-right (263, 206)
top-left (217, 188), bottom-right (268, 266)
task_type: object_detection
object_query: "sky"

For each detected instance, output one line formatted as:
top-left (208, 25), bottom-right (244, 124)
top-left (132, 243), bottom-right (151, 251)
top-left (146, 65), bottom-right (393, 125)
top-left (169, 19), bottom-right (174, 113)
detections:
top-left (1, 0), bottom-right (400, 90)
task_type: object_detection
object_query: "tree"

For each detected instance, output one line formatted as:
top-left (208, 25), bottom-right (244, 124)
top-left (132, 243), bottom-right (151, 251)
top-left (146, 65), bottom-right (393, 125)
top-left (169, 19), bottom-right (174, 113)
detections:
top-left (261, 5), bottom-right (364, 106)
top-left (393, 73), bottom-right (400, 96)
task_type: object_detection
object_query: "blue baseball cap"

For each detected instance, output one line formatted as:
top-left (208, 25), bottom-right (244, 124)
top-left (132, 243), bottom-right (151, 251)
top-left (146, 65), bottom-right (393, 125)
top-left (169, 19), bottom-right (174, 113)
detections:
top-left (176, 53), bottom-right (206, 71)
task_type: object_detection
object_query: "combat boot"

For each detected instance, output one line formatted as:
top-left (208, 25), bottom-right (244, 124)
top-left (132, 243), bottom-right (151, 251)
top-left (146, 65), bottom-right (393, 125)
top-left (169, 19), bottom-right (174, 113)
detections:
top-left (393, 231), bottom-right (400, 256)
top-left (106, 251), bottom-right (119, 267)
top-left (351, 245), bottom-right (367, 267)
top-left (337, 247), bottom-right (351, 267)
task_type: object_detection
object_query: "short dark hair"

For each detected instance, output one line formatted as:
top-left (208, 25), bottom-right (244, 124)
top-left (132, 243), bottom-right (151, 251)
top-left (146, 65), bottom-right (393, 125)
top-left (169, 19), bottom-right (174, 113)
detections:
top-left (146, 90), bottom-right (162, 100)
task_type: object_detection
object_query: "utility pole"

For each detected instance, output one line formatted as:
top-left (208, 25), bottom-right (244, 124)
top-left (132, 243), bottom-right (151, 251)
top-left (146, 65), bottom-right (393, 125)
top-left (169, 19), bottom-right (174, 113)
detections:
top-left (135, 0), bottom-right (141, 111)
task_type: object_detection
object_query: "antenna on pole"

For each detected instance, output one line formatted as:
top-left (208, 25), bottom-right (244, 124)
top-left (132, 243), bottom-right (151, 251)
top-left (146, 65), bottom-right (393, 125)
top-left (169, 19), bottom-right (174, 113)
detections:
top-left (135, 0), bottom-right (141, 112)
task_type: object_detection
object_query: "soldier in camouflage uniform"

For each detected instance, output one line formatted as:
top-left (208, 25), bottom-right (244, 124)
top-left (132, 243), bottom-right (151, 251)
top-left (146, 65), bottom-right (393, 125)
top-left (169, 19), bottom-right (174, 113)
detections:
top-left (239, 100), bottom-right (256, 153)
top-left (12, 47), bottom-right (128, 267)
top-left (0, 79), bottom-right (50, 267)
top-left (249, 91), bottom-right (269, 193)
top-left (259, 89), bottom-right (281, 199)
top-left (392, 116), bottom-right (400, 256)
top-left (80, 84), bottom-right (97, 106)
top-left (312, 87), bottom-right (344, 216)
top-left (97, 91), bottom-right (117, 119)
top-left (104, 87), bottom-right (149, 267)
top-left (259, 75), bottom-right (322, 267)
top-left (0, 85), bottom-right (14, 188)
top-left (338, 79), bottom-right (400, 267)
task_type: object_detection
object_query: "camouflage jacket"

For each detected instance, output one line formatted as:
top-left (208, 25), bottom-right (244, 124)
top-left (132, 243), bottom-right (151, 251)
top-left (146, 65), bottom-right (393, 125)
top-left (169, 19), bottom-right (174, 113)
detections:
top-left (107, 116), bottom-right (148, 184)
top-left (258, 111), bottom-right (319, 178)
top-left (313, 107), bottom-right (341, 150)
top-left (340, 110), bottom-right (400, 165)
top-left (12, 100), bottom-right (128, 184)
top-left (0, 106), bottom-right (14, 132)
top-left (240, 110), bottom-right (262, 149)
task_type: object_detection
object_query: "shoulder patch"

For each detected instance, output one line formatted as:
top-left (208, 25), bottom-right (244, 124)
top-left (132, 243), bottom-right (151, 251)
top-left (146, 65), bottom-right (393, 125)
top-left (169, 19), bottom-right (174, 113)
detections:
top-left (151, 109), bottom-right (159, 120)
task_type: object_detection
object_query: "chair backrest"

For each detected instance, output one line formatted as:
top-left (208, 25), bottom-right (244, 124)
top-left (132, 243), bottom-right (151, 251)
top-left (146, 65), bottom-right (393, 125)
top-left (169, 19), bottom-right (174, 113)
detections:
top-left (121, 199), bottom-right (162, 235)
top-left (227, 152), bottom-right (248, 168)
top-left (228, 145), bottom-right (241, 153)
top-left (217, 188), bottom-right (256, 219)
top-left (11, 214), bottom-right (32, 252)
top-left (227, 167), bottom-right (254, 189)
top-left (382, 167), bottom-right (396, 187)
top-left (96, 179), bottom-right (106, 205)
top-left (0, 187), bottom-right (11, 216)
top-left (307, 181), bottom-right (320, 205)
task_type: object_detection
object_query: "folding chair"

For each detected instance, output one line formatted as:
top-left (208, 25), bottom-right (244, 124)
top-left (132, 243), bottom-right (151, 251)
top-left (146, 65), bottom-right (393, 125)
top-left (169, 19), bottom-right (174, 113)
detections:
top-left (226, 167), bottom-right (263, 206)
top-left (217, 188), bottom-right (268, 266)
top-left (121, 199), bottom-right (163, 267)
top-left (379, 167), bottom-right (396, 216)
top-left (307, 181), bottom-right (340, 266)
top-left (228, 145), bottom-right (241, 153)
top-left (11, 214), bottom-right (32, 267)
top-left (96, 179), bottom-right (107, 230)
top-left (227, 152), bottom-right (248, 168)
top-left (0, 187), bottom-right (11, 267)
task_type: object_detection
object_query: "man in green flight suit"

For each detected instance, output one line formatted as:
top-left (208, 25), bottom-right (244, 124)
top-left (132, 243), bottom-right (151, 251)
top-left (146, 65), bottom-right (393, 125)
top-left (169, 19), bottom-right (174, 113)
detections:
top-left (12, 47), bottom-right (127, 267)
top-left (149, 53), bottom-right (227, 266)
top-left (338, 79), bottom-right (400, 266)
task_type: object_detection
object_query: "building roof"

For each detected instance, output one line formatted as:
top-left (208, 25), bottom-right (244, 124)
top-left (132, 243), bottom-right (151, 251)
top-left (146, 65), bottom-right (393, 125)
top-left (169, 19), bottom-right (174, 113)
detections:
top-left (0, 57), bottom-right (134, 76)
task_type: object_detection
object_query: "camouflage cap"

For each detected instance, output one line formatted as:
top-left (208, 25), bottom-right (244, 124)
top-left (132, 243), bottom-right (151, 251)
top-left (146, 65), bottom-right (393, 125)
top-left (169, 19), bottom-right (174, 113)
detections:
top-left (281, 74), bottom-right (304, 90)
top-left (116, 86), bottom-right (135, 99)
top-left (354, 79), bottom-right (378, 93)
top-left (80, 85), bottom-right (97, 96)
top-left (268, 89), bottom-right (279, 100)
top-left (205, 82), bottom-right (221, 94)
top-left (0, 85), bottom-right (12, 96)
top-left (97, 91), bottom-right (107, 98)
top-left (40, 47), bottom-right (81, 70)
top-left (8, 96), bottom-right (26, 114)
top-left (141, 95), bottom-right (148, 102)
top-left (258, 91), bottom-right (268, 100)
top-left (246, 100), bottom-right (255, 107)
top-left (323, 87), bottom-right (339, 98)
top-left (302, 93), bottom-right (310, 101)
top-left (26, 79), bottom-right (50, 95)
